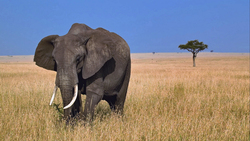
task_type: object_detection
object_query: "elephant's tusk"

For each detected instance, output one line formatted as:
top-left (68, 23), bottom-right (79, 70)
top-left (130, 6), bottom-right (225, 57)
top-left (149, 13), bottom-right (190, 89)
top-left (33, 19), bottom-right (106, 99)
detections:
top-left (50, 86), bottom-right (58, 105)
top-left (63, 85), bottom-right (78, 109)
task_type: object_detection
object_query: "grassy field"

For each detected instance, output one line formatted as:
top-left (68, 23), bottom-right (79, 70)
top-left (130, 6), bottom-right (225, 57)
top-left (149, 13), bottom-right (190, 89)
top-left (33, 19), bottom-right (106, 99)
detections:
top-left (0, 54), bottom-right (249, 140)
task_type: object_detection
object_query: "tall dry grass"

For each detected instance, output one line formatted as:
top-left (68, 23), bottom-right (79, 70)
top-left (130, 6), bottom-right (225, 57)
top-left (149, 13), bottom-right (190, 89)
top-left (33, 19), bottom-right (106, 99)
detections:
top-left (0, 55), bottom-right (249, 140)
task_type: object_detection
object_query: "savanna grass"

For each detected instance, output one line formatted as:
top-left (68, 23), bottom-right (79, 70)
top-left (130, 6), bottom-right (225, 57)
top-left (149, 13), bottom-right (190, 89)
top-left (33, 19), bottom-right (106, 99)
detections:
top-left (0, 55), bottom-right (249, 140)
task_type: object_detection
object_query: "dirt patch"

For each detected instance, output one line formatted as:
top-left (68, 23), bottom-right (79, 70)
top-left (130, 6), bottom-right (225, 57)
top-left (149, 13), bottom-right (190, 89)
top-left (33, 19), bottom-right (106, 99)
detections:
top-left (0, 55), bottom-right (34, 63)
top-left (0, 53), bottom-right (248, 63)
top-left (131, 52), bottom-right (249, 59)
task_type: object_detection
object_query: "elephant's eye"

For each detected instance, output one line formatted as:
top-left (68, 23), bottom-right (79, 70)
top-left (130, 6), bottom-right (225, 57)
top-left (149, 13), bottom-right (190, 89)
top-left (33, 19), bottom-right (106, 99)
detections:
top-left (76, 56), bottom-right (81, 62)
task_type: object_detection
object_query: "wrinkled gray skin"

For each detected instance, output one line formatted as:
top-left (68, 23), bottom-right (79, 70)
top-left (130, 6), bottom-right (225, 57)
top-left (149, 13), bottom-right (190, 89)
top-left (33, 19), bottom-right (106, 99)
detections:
top-left (34, 23), bottom-right (131, 122)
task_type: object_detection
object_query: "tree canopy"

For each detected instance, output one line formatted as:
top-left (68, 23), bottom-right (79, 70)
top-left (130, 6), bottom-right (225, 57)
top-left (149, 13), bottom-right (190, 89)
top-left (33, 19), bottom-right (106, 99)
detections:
top-left (178, 40), bottom-right (208, 67)
top-left (178, 40), bottom-right (208, 54)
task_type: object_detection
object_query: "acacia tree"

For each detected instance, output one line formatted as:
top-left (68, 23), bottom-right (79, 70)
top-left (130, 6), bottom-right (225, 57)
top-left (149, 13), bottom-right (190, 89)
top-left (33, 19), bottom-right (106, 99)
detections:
top-left (178, 40), bottom-right (208, 67)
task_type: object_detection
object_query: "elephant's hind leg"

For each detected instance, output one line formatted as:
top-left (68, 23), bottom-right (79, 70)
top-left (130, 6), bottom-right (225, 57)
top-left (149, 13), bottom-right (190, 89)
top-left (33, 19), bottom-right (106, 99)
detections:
top-left (114, 60), bottom-right (131, 114)
top-left (103, 94), bottom-right (125, 114)
top-left (103, 95), bottom-right (117, 111)
top-left (113, 93), bottom-right (126, 114)
top-left (103, 93), bottom-right (125, 114)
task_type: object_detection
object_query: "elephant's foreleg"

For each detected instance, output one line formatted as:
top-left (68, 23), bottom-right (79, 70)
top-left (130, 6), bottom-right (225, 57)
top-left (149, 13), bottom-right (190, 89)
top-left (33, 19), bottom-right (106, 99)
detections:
top-left (73, 92), bottom-right (83, 118)
top-left (83, 93), bottom-right (102, 121)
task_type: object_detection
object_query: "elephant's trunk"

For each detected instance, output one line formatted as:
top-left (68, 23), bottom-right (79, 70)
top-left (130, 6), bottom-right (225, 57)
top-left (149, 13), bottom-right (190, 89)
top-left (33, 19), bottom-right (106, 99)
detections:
top-left (56, 66), bottom-right (78, 88)
top-left (49, 85), bottom-right (78, 109)
top-left (59, 86), bottom-right (76, 119)
top-left (63, 85), bottom-right (78, 109)
top-left (52, 65), bottom-right (79, 119)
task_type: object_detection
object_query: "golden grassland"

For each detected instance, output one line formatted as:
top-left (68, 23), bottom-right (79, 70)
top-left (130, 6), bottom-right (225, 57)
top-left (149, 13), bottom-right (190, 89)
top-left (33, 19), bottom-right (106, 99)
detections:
top-left (0, 55), bottom-right (249, 140)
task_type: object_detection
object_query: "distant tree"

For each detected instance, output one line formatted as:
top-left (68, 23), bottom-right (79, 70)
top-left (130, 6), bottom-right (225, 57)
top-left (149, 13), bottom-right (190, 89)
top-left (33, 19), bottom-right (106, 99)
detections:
top-left (210, 50), bottom-right (214, 52)
top-left (178, 40), bottom-right (208, 67)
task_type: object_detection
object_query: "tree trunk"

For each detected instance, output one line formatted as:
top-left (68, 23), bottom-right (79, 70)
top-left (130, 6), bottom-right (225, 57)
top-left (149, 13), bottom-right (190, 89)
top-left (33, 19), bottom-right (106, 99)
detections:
top-left (193, 53), bottom-right (196, 67)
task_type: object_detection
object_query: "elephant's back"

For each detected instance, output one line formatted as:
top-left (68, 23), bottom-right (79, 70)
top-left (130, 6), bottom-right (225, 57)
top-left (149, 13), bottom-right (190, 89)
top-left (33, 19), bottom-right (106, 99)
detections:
top-left (93, 28), bottom-right (130, 62)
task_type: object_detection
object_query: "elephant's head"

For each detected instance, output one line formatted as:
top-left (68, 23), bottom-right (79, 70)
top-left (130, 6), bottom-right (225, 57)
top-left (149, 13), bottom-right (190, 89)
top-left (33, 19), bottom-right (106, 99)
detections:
top-left (34, 23), bottom-right (112, 119)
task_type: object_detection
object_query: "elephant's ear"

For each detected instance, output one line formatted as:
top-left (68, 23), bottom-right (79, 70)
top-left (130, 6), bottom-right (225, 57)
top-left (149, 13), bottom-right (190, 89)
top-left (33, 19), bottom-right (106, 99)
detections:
top-left (82, 38), bottom-right (112, 79)
top-left (34, 35), bottom-right (59, 71)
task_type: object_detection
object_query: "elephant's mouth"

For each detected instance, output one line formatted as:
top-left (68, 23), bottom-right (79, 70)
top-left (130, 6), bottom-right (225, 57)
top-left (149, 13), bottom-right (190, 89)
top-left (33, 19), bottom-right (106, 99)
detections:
top-left (49, 84), bottom-right (78, 109)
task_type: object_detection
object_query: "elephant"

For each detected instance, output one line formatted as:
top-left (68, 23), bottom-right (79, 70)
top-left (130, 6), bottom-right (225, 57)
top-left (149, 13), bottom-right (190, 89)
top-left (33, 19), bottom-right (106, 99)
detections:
top-left (34, 23), bottom-right (131, 122)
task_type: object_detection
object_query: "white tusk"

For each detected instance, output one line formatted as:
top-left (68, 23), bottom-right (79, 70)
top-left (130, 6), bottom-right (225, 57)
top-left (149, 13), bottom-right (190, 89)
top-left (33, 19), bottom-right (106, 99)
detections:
top-left (63, 85), bottom-right (78, 109)
top-left (50, 86), bottom-right (58, 105)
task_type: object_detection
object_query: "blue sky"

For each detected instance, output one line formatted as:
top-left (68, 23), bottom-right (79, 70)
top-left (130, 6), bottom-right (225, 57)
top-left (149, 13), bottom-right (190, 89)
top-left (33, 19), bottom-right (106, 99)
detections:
top-left (0, 0), bottom-right (249, 55)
